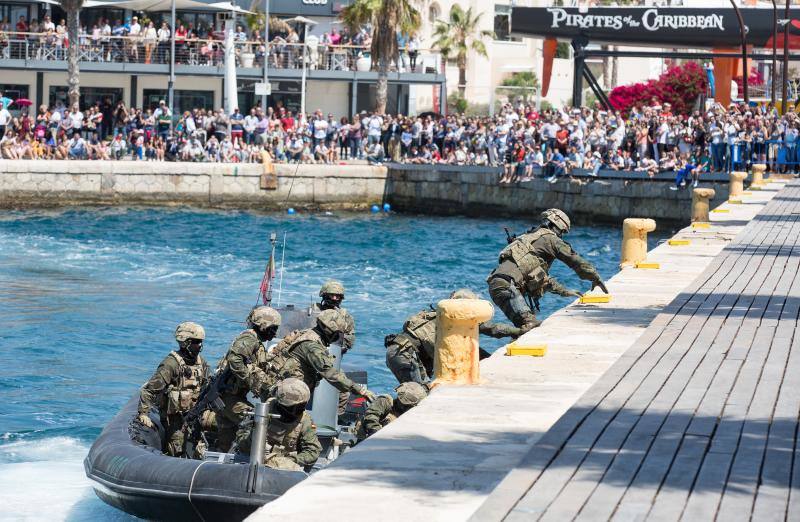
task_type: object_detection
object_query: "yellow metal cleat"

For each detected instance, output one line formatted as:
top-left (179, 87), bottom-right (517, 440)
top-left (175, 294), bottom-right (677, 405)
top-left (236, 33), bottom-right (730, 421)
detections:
top-left (668, 239), bottom-right (691, 246)
top-left (505, 342), bottom-right (547, 357)
top-left (580, 294), bottom-right (611, 304)
top-left (692, 223), bottom-right (711, 229)
top-left (742, 191), bottom-right (753, 195)
top-left (635, 262), bottom-right (660, 269)
top-left (728, 198), bottom-right (743, 204)
top-left (712, 208), bottom-right (730, 213)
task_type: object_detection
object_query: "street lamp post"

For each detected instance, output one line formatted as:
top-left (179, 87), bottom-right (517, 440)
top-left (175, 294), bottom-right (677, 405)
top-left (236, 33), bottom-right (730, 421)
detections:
top-left (268, 0), bottom-right (274, 108)
top-left (771, 0), bottom-right (777, 106)
top-left (730, 0), bottom-right (749, 105)
top-left (783, 1), bottom-right (790, 113)
top-left (168, 0), bottom-right (176, 129)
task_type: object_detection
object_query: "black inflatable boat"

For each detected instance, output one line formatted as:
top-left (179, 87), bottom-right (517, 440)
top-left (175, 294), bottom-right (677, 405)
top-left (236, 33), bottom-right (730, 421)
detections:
top-left (84, 305), bottom-right (366, 521)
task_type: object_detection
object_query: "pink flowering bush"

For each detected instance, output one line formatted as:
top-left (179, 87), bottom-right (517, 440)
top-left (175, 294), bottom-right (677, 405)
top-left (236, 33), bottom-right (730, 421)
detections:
top-left (733, 67), bottom-right (765, 93)
top-left (609, 62), bottom-right (707, 116)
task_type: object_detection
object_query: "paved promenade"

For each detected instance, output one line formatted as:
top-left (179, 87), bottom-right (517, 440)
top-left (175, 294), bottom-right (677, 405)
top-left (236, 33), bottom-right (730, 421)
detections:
top-left (250, 181), bottom-right (787, 522)
top-left (474, 181), bottom-right (800, 521)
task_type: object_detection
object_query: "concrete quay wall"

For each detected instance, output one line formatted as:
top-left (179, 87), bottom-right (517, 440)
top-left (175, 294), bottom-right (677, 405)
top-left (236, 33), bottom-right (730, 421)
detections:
top-left (0, 160), bottom-right (388, 210)
top-left (387, 164), bottom-right (731, 225)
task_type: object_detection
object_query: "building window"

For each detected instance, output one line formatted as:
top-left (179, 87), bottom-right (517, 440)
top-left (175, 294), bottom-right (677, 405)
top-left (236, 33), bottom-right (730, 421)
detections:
top-left (49, 86), bottom-right (122, 110)
top-left (429, 3), bottom-right (440, 24)
top-left (494, 4), bottom-right (520, 42)
top-left (142, 89), bottom-right (214, 114)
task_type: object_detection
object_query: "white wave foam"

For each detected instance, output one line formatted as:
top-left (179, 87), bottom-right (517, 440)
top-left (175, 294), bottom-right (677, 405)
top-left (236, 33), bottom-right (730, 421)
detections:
top-left (0, 437), bottom-right (136, 521)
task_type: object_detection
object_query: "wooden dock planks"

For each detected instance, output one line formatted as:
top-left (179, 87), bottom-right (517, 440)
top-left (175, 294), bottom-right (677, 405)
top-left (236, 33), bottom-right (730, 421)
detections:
top-left (473, 182), bottom-right (800, 522)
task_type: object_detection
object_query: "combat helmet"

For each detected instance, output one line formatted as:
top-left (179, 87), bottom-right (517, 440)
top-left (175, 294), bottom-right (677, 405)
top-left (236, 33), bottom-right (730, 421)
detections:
top-left (175, 321), bottom-right (205, 342)
top-left (450, 288), bottom-right (478, 300)
top-left (395, 382), bottom-right (427, 407)
top-left (316, 308), bottom-right (349, 342)
top-left (319, 280), bottom-right (345, 297)
top-left (275, 378), bottom-right (311, 407)
top-left (247, 306), bottom-right (282, 330)
top-left (541, 208), bottom-right (571, 235)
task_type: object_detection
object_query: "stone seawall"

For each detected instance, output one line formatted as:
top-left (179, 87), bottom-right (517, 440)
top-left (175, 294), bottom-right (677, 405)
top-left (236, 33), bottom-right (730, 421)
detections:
top-left (0, 160), bottom-right (388, 210)
top-left (386, 164), bottom-right (732, 225)
top-left (1, 160), bottom-right (734, 223)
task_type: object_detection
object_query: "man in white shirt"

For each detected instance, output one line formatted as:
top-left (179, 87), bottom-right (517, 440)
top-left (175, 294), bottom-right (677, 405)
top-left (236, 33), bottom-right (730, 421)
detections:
top-left (68, 106), bottom-right (84, 136)
top-left (312, 111), bottom-right (328, 150)
top-left (243, 108), bottom-right (258, 145)
top-left (128, 16), bottom-right (141, 61)
top-left (367, 113), bottom-right (383, 145)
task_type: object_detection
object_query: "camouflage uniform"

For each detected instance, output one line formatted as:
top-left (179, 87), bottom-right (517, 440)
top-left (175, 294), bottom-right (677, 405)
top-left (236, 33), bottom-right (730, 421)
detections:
top-left (487, 209), bottom-right (600, 332)
top-left (356, 382), bottom-right (427, 442)
top-left (266, 309), bottom-right (373, 400)
top-left (385, 299), bottom-right (521, 385)
top-left (138, 322), bottom-right (209, 457)
top-left (236, 378), bottom-right (322, 471)
top-left (215, 307), bottom-right (281, 452)
top-left (313, 280), bottom-right (356, 415)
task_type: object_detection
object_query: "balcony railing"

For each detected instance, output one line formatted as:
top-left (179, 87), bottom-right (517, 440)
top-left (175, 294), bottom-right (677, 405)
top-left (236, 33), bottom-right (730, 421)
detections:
top-left (0, 31), bottom-right (443, 74)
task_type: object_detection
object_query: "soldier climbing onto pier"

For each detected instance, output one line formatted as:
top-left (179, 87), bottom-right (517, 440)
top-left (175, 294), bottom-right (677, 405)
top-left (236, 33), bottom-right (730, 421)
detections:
top-left (486, 208), bottom-right (607, 333)
top-left (355, 382), bottom-right (428, 443)
top-left (385, 288), bottom-right (522, 385)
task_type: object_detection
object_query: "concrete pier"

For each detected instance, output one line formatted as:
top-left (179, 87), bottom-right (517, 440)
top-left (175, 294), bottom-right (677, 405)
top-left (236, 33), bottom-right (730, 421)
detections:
top-left (249, 181), bottom-right (788, 521)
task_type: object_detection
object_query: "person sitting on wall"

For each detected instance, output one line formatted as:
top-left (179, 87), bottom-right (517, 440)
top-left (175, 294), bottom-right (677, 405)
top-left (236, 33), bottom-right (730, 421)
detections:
top-left (67, 130), bottom-right (86, 159)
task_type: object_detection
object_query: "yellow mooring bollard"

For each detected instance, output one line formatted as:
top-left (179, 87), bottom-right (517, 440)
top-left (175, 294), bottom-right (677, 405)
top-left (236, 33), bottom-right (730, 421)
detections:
top-left (751, 164), bottom-right (766, 187)
top-left (434, 298), bottom-right (494, 385)
top-left (692, 187), bottom-right (716, 223)
top-left (620, 218), bottom-right (656, 268)
top-left (729, 171), bottom-right (747, 199)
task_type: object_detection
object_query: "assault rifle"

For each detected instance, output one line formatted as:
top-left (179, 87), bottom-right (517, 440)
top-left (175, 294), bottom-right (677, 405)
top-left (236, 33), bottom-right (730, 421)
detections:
top-left (504, 227), bottom-right (517, 244)
top-left (182, 369), bottom-right (228, 458)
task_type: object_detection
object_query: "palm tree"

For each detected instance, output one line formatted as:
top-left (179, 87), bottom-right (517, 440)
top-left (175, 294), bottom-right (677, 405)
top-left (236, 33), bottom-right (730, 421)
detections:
top-left (340, 0), bottom-right (420, 114)
top-left (431, 5), bottom-right (494, 97)
top-left (60, 0), bottom-right (83, 110)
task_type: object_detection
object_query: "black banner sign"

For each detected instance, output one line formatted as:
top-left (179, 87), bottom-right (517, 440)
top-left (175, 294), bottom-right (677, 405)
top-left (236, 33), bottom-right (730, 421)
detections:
top-left (511, 7), bottom-right (800, 49)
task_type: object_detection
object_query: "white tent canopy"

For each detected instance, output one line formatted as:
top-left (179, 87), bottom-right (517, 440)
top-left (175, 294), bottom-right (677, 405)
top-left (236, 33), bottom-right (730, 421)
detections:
top-left (207, 1), bottom-right (255, 15)
top-left (92, 0), bottom-right (230, 12)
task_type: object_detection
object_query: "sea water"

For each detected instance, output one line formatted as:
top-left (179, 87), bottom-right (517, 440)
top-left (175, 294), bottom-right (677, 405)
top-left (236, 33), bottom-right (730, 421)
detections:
top-left (0, 207), bottom-right (662, 520)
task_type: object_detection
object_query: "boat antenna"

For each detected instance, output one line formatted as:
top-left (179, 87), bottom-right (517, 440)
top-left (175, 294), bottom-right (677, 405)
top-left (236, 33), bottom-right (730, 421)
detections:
top-left (256, 232), bottom-right (278, 307)
top-left (276, 232), bottom-right (287, 307)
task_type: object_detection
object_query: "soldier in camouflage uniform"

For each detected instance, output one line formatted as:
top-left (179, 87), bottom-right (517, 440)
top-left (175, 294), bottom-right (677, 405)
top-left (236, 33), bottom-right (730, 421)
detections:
top-left (487, 208), bottom-right (606, 333)
top-left (356, 382), bottom-right (428, 442)
top-left (385, 289), bottom-right (522, 385)
top-left (136, 322), bottom-right (210, 457)
top-left (312, 280), bottom-right (356, 352)
top-left (236, 378), bottom-right (322, 471)
top-left (214, 306), bottom-right (282, 452)
top-left (265, 308), bottom-right (376, 402)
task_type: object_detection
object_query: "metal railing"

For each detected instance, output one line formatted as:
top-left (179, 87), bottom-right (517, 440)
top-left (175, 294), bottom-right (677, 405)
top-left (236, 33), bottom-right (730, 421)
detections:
top-left (0, 31), bottom-right (442, 73)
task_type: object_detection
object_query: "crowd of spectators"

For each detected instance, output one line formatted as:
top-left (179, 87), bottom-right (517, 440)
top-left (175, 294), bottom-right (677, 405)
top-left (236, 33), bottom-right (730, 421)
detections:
top-left (1, 91), bottom-right (799, 188)
top-left (0, 14), bottom-right (423, 72)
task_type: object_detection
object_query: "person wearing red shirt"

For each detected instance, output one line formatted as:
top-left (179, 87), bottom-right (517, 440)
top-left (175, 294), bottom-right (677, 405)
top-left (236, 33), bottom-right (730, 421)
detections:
top-left (555, 127), bottom-right (569, 154)
top-left (280, 110), bottom-right (295, 132)
top-left (16, 15), bottom-right (28, 32)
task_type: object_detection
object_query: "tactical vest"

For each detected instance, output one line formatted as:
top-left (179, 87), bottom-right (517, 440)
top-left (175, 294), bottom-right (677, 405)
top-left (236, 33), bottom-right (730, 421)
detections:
top-left (162, 351), bottom-right (206, 416)
top-left (498, 228), bottom-right (553, 290)
top-left (264, 411), bottom-right (310, 459)
top-left (218, 329), bottom-right (268, 396)
top-left (264, 328), bottom-right (325, 390)
top-left (403, 310), bottom-right (437, 359)
top-left (381, 410), bottom-right (399, 426)
top-left (355, 398), bottom-right (400, 441)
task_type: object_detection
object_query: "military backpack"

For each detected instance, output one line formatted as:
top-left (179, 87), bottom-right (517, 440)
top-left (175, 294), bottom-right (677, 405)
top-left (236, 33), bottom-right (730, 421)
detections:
top-left (403, 310), bottom-right (438, 359)
top-left (498, 228), bottom-right (553, 291)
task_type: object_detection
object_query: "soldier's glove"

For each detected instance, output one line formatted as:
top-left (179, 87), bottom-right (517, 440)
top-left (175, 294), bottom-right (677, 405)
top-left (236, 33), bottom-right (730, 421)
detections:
top-left (137, 413), bottom-right (155, 429)
top-left (355, 384), bottom-right (376, 402)
top-left (591, 279), bottom-right (609, 294)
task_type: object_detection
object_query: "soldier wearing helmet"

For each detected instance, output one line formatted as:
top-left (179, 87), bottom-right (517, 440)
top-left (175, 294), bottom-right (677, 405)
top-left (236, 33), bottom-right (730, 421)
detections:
top-left (385, 289), bottom-right (521, 385)
top-left (356, 382), bottom-right (428, 442)
top-left (136, 321), bottom-right (210, 457)
top-left (264, 308), bottom-right (376, 403)
top-left (235, 378), bottom-right (322, 471)
top-left (213, 306), bottom-right (282, 452)
top-left (486, 208), bottom-right (606, 332)
top-left (313, 280), bottom-right (355, 353)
